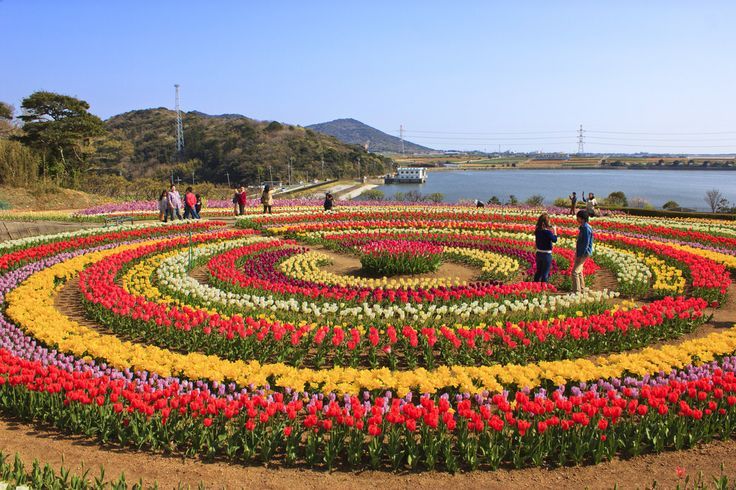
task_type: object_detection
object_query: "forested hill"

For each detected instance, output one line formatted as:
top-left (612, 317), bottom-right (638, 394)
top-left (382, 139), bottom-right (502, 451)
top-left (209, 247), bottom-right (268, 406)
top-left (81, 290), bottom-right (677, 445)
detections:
top-left (100, 109), bottom-right (393, 185)
top-left (307, 118), bottom-right (433, 153)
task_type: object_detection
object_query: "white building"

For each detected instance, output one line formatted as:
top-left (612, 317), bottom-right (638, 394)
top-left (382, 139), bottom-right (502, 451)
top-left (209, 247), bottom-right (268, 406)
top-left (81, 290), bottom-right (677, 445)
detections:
top-left (389, 167), bottom-right (427, 183)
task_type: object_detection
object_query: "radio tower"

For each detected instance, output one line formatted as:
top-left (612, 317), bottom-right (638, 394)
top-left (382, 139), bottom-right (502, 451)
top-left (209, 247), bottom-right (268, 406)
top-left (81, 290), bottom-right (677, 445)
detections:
top-left (399, 124), bottom-right (405, 155)
top-left (174, 84), bottom-right (184, 159)
top-left (576, 124), bottom-right (585, 154)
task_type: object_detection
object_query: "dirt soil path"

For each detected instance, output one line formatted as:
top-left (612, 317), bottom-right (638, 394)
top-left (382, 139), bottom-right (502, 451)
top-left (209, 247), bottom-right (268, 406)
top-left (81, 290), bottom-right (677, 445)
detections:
top-left (1, 418), bottom-right (735, 489)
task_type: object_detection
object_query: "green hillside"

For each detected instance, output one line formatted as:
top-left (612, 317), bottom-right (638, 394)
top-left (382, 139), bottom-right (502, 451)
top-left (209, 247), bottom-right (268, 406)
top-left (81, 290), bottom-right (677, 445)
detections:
top-left (99, 109), bottom-right (393, 185)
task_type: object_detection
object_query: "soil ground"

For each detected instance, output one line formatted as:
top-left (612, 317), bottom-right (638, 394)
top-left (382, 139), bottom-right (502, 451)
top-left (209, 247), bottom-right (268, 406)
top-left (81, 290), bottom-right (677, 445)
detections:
top-left (2, 223), bottom-right (736, 488)
top-left (0, 185), bottom-right (112, 211)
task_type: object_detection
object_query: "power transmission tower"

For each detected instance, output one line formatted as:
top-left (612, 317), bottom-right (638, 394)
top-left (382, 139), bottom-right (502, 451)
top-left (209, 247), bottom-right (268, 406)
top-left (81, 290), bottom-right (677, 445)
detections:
top-left (399, 124), bottom-right (405, 155)
top-left (577, 124), bottom-right (585, 154)
top-left (174, 84), bottom-right (184, 158)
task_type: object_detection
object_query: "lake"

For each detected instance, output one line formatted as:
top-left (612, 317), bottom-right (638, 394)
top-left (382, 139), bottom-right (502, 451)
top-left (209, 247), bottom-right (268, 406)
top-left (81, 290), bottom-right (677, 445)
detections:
top-left (370, 169), bottom-right (736, 211)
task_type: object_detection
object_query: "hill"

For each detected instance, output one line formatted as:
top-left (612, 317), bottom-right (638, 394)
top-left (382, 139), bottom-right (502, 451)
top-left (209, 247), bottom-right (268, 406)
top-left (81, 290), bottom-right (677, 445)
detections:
top-left (96, 109), bottom-right (393, 186)
top-left (306, 118), bottom-right (432, 154)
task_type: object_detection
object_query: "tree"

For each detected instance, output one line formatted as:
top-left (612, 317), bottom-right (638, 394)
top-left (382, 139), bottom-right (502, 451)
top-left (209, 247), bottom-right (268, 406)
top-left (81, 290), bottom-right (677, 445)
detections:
top-left (0, 102), bottom-right (12, 120)
top-left (16, 91), bottom-right (106, 182)
top-left (705, 189), bottom-right (730, 213)
top-left (0, 102), bottom-right (14, 138)
top-left (525, 194), bottom-right (545, 206)
top-left (604, 191), bottom-right (628, 207)
top-left (508, 195), bottom-right (518, 205)
top-left (488, 196), bottom-right (501, 205)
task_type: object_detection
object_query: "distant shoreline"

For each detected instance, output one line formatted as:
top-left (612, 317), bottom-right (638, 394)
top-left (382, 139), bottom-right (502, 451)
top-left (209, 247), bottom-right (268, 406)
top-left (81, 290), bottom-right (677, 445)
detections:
top-left (425, 166), bottom-right (736, 172)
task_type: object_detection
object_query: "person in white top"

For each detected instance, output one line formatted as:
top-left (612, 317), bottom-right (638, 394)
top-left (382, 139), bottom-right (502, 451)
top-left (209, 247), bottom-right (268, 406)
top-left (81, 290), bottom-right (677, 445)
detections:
top-left (582, 191), bottom-right (598, 217)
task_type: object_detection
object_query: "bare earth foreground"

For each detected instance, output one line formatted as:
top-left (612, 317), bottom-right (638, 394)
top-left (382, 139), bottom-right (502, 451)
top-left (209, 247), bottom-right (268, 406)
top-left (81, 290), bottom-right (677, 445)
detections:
top-left (1, 418), bottom-right (736, 489)
top-left (2, 221), bottom-right (736, 488)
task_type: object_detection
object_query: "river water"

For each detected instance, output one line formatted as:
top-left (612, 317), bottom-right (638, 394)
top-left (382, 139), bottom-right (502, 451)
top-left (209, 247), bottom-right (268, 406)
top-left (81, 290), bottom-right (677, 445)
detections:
top-left (370, 169), bottom-right (736, 211)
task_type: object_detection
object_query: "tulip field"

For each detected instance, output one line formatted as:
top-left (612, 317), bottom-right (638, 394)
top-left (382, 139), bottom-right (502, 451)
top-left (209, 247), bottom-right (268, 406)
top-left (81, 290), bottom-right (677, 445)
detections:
top-left (2, 203), bottom-right (736, 476)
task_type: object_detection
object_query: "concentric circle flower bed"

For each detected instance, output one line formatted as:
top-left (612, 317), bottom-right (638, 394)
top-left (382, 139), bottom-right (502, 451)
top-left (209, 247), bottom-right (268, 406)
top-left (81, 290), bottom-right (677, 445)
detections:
top-left (0, 205), bottom-right (735, 472)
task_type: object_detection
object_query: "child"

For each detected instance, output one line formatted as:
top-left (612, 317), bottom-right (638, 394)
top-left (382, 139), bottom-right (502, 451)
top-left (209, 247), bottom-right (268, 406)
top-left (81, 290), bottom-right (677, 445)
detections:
top-left (573, 210), bottom-right (594, 293)
top-left (323, 192), bottom-right (334, 212)
top-left (158, 190), bottom-right (168, 222)
top-left (533, 213), bottom-right (558, 283)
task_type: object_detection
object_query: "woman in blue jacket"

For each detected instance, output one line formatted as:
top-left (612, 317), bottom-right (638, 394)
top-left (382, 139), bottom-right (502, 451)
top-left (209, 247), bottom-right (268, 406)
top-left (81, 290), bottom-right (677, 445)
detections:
top-left (573, 210), bottom-right (594, 293)
top-left (533, 213), bottom-right (558, 282)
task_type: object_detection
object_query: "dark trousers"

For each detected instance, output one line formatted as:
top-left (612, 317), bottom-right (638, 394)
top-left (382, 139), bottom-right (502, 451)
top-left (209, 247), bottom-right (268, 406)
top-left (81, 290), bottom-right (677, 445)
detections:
top-left (263, 205), bottom-right (272, 214)
top-left (238, 203), bottom-right (245, 215)
top-left (534, 252), bottom-right (553, 282)
top-left (164, 207), bottom-right (182, 222)
top-left (183, 204), bottom-right (200, 219)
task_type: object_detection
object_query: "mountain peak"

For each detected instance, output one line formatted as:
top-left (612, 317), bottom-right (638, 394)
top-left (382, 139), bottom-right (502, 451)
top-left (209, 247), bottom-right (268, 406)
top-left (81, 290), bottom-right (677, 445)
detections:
top-left (307, 119), bottom-right (432, 153)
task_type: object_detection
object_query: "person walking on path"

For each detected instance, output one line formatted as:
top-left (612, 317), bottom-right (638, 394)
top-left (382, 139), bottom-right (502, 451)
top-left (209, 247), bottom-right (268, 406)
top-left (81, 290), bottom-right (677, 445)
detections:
top-left (533, 213), bottom-right (558, 283)
top-left (568, 192), bottom-right (578, 215)
top-left (183, 186), bottom-right (200, 219)
top-left (166, 185), bottom-right (183, 221)
top-left (261, 185), bottom-right (274, 214)
top-left (158, 190), bottom-right (168, 222)
top-left (581, 191), bottom-right (598, 217)
top-left (323, 192), bottom-right (334, 212)
top-left (572, 210), bottom-right (594, 293)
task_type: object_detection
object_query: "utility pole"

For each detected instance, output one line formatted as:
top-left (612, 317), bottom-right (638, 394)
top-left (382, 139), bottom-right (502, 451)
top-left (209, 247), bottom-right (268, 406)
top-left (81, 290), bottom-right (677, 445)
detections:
top-left (268, 165), bottom-right (273, 185)
top-left (321, 156), bottom-right (325, 181)
top-left (577, 124), bottom-right (585, 154)
top-left (357, 157), bottom-right (361, 179)
top-left (225, 171), bottom-right (230, 188)
top-left (192, 170), bottom-right (195, 185)
top-left (288, 157), bottom-right (293, 186)
top-left (174, 84), bottom-right (184, 160)
top-left (399, 124), bottom-right (405, 155)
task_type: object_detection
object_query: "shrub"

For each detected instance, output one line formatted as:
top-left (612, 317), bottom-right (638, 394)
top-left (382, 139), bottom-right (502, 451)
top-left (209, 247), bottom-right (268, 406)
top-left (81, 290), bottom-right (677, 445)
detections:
top-left (508, 195), bottom-right (518, 205)
top-left (553, 197), bottom-right (569, 207)
top-left (488, 196), bottom-right (501, 205)
top-left (662, 200), bottom-right (680, 211)
top-left (604, 191), bottom-right (628, 207)
top-left (525, 195), bottom-right (545, 206)
top-left (629, 197), bottom-right (654, 209)
top-left (424, 192), bottom-right (444, 203)
top-left (361, 189), bottom-right (385, 201)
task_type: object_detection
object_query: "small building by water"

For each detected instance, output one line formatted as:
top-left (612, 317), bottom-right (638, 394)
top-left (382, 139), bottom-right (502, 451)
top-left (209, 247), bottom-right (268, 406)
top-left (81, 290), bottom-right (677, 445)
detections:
top-left (384, 167), bottom-right (427, 184)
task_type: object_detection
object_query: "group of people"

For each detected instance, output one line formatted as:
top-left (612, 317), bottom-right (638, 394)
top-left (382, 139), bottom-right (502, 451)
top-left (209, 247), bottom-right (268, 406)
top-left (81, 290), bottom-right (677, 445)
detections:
top-left (158, 185), bottom-right (202, 222)
top-left (534, 210), bottom-right (594, 294)
top-left (569, 191), bottom-right (598, 216)
top-left (232, 185), bottom-right (275, 216)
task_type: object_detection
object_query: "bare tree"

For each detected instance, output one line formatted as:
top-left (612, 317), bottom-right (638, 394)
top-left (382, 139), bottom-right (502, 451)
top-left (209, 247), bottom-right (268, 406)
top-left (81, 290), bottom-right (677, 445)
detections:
top-left (705, 189), bottom-right (729, 213)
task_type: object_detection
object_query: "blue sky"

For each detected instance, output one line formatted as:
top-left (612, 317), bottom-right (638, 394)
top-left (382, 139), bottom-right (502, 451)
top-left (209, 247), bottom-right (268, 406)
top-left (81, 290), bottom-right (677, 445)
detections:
top-left (2, 0), bottom-right (736, 153)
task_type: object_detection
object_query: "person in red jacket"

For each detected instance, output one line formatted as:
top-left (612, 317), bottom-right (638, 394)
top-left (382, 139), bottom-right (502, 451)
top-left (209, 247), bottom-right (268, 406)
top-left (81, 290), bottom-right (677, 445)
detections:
top-left (236, 186), bottom-right (248, 215)
top-left (183, 187), bottom-right (200, 219)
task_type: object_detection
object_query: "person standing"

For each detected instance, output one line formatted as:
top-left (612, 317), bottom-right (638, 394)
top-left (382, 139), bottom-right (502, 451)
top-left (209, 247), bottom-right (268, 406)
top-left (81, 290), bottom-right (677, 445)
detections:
top-left (236, 186), bottom-right (248, 215)
top-left (581, 191), bottom-right (598, 217)
top-left (261, 184), bottom-right (273, 214)
top-left (183, 186), bottom-right (199, 219)
top-left (232, 188), bottom-right (240, 216)
top-left (323, 192), bottom-right (334, 212)
top-left (158, 190), bottom-right (168, 222)
top-left (533, 213), bottom-right (558, 283)
top-left (195, 193), bottom-right (203, 217)
top-left (166, 185), bottom-right (183, 221)
top-left (568, 192), bottom-right (578, 215)
top-left (572, 210), bottom-right (594, 293)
